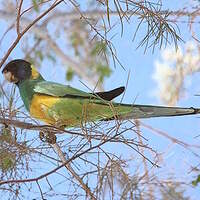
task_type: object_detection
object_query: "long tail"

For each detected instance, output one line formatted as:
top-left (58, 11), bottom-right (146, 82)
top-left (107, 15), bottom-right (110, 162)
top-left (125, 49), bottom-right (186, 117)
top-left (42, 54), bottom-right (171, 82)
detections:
top-left (111, 104), bottom-right (200, 120)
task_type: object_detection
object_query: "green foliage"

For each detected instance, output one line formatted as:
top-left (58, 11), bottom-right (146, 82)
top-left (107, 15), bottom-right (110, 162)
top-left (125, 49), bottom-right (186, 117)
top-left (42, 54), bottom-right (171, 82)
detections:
top-left (0, 126), bottom-right (12, 143)
top-left (0, 126), bottom-right (15, 172)
top-left (91, 41), bottom-right (108, 56)
top-left (90, 41), bottom-right (111, 83)
top-left (68, 19), bottom-right (112, 84)
top-left (0, 151), bottom-right (16, 171)
top-left (35, 50), bottom-right (44, 61)
top-left (70, 32), bottom-right (84, 56)
top-left (32, 0), bottom-right (43, 12)
top-left (96, 63), bottom-right (112, 82)
top-left (0, 126), bottom-right (31, 175)
top-left (66, 68), bottom-right (75, 81)
top-left (192, 175), bottom-right (200, 187)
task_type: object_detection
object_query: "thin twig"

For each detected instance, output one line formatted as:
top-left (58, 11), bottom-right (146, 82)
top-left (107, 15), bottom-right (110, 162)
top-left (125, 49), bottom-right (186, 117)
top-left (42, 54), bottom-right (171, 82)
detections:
top-left (36, 180), bottom-right (45, 200)
top-left (16, 0), bottom-right (23, 36)
top-left (0, 0), bottom-right (63, 69)
top-left (52, 143), bottom-right (96, 199)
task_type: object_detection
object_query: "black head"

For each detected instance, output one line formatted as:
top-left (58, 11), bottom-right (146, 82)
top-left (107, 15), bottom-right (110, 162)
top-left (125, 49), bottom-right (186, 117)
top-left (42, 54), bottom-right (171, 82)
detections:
top-left (2, 59), bottom-right (32, 84)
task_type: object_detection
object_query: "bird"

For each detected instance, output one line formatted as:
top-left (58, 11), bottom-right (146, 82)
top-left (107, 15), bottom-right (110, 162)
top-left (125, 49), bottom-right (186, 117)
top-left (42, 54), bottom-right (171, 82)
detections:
top-left (2, 59), bottom-right (200, 142)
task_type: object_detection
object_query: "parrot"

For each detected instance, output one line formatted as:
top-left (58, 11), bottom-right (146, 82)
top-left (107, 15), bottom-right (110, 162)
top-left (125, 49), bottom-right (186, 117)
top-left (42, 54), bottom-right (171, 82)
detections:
top-left (2, 59), bottom-right (200, 142)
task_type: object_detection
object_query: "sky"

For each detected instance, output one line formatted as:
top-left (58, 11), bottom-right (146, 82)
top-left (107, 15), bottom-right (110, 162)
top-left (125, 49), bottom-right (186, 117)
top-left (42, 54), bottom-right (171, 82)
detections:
top-left (0, 0), bottom-right (200, 199)
top-left (104, 1), bottom-right (200, 199)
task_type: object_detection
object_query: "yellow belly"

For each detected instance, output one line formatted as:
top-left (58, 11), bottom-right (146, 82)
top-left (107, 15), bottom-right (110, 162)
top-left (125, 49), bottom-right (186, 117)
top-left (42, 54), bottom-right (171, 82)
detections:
top-left (30, 94), bottom-right (60, 124)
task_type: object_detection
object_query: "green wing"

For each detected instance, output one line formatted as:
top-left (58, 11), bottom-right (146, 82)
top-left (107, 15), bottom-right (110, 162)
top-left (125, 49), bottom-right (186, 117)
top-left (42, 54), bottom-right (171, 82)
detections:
top-left (34, 81), bottom-right (125, 100)
top-left (34, 81), bottom-right (94, 98)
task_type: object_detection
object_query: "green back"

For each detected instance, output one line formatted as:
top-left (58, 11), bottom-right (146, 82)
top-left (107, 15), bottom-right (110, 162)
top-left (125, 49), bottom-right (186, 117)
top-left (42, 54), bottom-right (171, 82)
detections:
top-left (34, 81), bottom-right (95, 98)
top-left (18, 79), bottom-right (98, 112)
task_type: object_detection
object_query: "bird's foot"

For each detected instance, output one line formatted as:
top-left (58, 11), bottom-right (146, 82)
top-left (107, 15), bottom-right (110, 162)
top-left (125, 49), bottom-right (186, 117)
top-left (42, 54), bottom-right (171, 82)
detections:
top-left (54, 121), bottom-right (66, 129)
top-left (39, 131), bottom-right (57, 144)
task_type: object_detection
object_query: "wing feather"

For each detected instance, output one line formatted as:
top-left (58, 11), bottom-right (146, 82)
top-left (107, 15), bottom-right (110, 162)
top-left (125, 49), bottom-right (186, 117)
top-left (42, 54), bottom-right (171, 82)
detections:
top-left (34, 81), bottom-right (125, 100)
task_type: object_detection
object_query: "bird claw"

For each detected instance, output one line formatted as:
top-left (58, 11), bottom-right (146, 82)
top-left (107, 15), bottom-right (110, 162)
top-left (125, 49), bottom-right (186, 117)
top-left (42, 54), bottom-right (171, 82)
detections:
top-left (39, 131), bottom-right (57, 144)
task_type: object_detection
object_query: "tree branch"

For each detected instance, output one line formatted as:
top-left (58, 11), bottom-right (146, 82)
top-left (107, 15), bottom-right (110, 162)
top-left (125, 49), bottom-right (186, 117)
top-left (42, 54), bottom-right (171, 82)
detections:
top-left (16, 0), bottom-right (23, 36)
top-left (52, 143), bottom-right (96, 199)
top-left (0, 0), bottom-right (64, 68)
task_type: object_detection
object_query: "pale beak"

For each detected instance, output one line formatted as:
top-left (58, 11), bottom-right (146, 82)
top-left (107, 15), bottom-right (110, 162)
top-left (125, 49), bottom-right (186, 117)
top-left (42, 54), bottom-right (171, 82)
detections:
top-left (3, 71), bottom-right (18, 83)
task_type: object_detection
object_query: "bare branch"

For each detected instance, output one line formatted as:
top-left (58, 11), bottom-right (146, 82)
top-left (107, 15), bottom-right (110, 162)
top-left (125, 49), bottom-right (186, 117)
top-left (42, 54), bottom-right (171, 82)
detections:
top-left (16, 0), bottom-right (23, 36)
top-left (52, 143), bottom-right (96, 199)
top-left (0, 0), bottom-right (64, 68)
